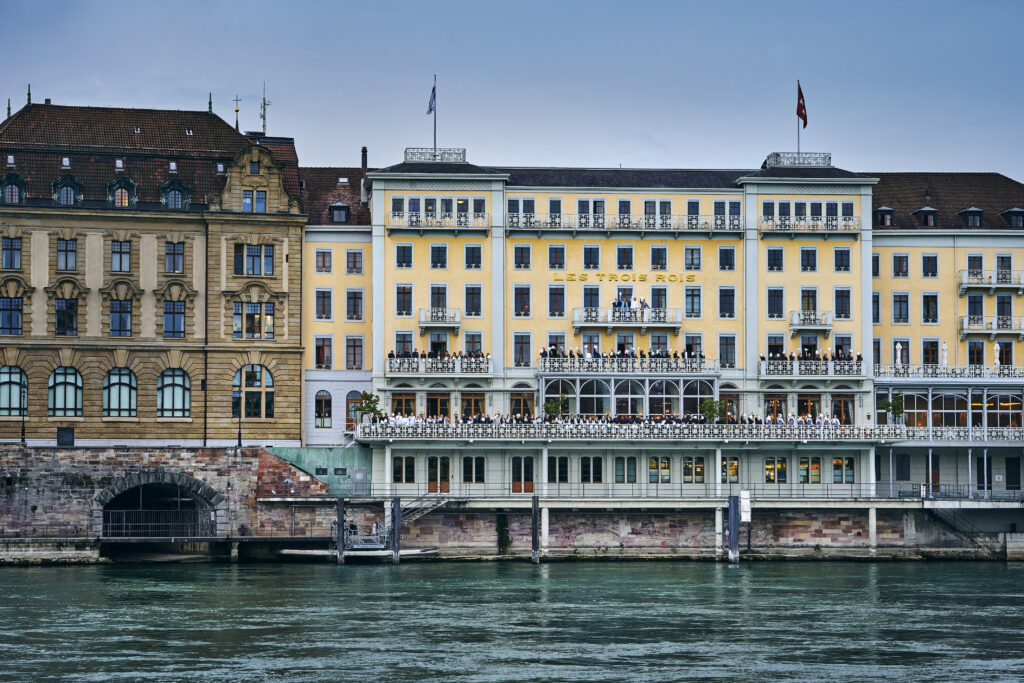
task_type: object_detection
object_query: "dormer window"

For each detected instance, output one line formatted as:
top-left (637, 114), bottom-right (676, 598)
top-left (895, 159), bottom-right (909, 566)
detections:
top-left (1, 174), bottom-right (26, 205)
top-left (330, 202), bottom-right (349, 224)
top-left (61, 157), bottom-right (70, 169)
top-left (958, 207), bottom-right (983, 228)
top-left (911, 206), bottom-right (938, 227)
top-left (216, 163), bottom-right (225, 175)
top-left (1001, 208), bottom-right (1024, 229)
top-left (114, 188), bottom-right (129, 207)
top-left (166, 190), bottom-right (183, 210)
top-left (53, 175), bottom-right (82, 206)
top-left (58, 186), bottom-right (75, 205)
top-left (185, 128), bottom-right (193, 136)
top-left (249, 162), bottom-right (260, 175)
top-left (337, 177), bottom-right (348, 185)
top-left (160, 179), bottom-right (189, 211)
top-left (875, 206), bottom-right (895, 227)
top-left (168, 161), bottom-right (178, 173)
top-left (107, 177), bottom-right (136, 208)
top-left (114, 159), bottom-right (124, 171)
top-left (5, 155), bottom-right (13, 166)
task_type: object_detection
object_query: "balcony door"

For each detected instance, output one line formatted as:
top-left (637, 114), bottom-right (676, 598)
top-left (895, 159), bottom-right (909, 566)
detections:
top-left (511, 455), bottom-right (534, 493)
top-left (430, 285), bottom-right (447, 310)
top-left (427, 456), bottom-right (450, 493)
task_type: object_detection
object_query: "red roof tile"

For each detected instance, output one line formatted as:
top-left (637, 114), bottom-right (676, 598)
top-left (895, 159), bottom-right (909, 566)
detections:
top-left (870, 172), bottom-right (1024, 230)
top-left (300, 166), bottom-right (373, 225)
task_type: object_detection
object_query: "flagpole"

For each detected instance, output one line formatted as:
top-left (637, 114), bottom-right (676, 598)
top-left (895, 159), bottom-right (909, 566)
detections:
top-left (797, 80), bottom-right (800, 155)
top-left (433, 74), bottom-right (437, 160)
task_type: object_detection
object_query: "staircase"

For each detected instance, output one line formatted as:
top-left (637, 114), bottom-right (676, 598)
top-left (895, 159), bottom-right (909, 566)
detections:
top-left (928, 508), bottom-right (1002, 552)
top-left (401, 493), bottom-right (450, 524)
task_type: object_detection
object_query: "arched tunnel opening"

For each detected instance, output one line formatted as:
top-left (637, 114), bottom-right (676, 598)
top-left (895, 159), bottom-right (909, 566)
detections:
top-left (102, 483), bottom-right (216, 538)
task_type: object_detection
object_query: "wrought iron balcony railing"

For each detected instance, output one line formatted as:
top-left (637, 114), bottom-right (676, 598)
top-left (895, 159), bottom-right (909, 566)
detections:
top-left (572, 307), bottom-right (683, 332)
top-left (874, 364), bottom-right (1024, 379)
top-left (759, 360), bottom-right (864, 377)
top-left (959, 315), bottom-right (1024, 340)
top-left (957, 269), bottom-right (1024, 296)
top-left (538, 357), bottom-right (719, 375)
top-left (386, 357), bottom-right (493, 374)
top-left (505, 213), bottom-right (744, 232)
top-left (759, 216), bottom-right (860, 232)
top-left (388, 212), bottom-right (489, 229)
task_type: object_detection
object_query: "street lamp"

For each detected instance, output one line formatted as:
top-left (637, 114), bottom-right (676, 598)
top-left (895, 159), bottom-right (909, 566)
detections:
top-left (19, 377), bottom-right (27, 448)
top-left (233, 389), bottom-right (242, 449)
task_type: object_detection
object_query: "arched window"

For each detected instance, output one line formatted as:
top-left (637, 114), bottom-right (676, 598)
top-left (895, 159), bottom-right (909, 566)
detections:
top-left (544, 379), bottom-right (576, 414)
top-left (3, 184), bottom-right (18, 204)
top-left (232, 364), bottom-right (274, 419)
top-left (346, 390), bottom-right (361, 430)
top-left (0, 366), bottom-right (27, 416)
top-left (579, 379), bottom-right (610, 416)
top-left (58, 185), bottom-right (75, 206)
top-left (103, 368), bottom-right (137, 417)
top-left (614, 380), bottom-right (644, 417)
top-left (114, 187), bottom-right (129, 207)
top-left (48, 367), bottom-right (82, 417)
top-left (648, 379), bottom-right (679, 416)
top-left (682, 380), bottom-right (715, 415)
top-left (315, 390), bottom-right (332, 428)
top-left (2, 173), bottom-right (26, 205)
top-left (157, 369), bottom-right (190, 418)
top-left (166, 190), bottom-right (183, 210)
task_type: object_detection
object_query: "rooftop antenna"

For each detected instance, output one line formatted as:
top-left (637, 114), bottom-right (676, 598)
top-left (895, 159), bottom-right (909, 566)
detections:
top-left (233, 94), bottom-right (242, 131)
top-left (259, 82), bottom-right (271, 135)
top-left (208, 92), bottom-right (213, 114)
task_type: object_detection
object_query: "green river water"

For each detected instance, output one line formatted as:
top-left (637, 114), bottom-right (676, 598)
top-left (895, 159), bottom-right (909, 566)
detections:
top-left (1, 561), bottom-right (1022, 681)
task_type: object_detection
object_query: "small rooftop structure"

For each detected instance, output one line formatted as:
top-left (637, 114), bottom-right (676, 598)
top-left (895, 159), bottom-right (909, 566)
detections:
top-left (404, 147), bottom-right (465, 163)
top-left (762, 152), bottom-right (832, 168)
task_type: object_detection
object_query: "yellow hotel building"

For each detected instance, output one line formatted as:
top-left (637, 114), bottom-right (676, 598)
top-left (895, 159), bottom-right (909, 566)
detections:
top-left (300, 147), bottom-right (1024, 535)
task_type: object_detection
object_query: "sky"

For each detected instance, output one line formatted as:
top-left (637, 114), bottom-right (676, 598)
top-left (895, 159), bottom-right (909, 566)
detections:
top-left (4, 0), bottom-right (1023, 177)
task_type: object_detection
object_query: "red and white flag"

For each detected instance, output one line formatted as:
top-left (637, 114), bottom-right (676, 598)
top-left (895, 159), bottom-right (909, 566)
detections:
top-left (796, 82), bottom-right (808, 129)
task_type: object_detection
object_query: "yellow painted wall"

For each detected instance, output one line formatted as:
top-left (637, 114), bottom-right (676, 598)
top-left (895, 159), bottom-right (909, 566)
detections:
top-left (303, 238), bottom-right (373, 370)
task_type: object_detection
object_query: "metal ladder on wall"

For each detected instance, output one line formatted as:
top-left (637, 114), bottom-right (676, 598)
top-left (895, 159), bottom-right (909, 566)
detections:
top-left (401, 492), bottom-right (450, 524)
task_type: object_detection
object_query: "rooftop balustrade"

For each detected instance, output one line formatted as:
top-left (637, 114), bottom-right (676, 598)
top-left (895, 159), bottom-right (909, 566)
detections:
top-left (763, 151), bottom-right (832, 167)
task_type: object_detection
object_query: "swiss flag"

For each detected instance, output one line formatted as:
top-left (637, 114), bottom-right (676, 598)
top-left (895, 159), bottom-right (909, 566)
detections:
top-left (796, 82), bottom-right (808, 129)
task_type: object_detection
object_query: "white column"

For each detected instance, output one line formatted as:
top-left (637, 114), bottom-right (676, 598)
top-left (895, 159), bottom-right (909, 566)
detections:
top-left (888, 447), bottom-right (894, 498)
top-left (984, 447), bottom-right (989, 499)
top-left (490, 188), bottom-right (506, 373)
top-left (541, 446), bottom-right (549, 497)
top-left (541, 506), bottom-right (549, 555)
top-left (714, 447), bottom-right (723, 497)
top-left (859, 186), bottom-right (874, 370)
top-left (968, 447), bottom-right (973, 499)
top-left (743, 183), bottom-right (760, 377)
top-left (383, 445), bottom-right (393, 496)
top-left (927, 448), bottom-right (933, 497)
top-left (868, 506), bottom-right (877, 550)
top-left (866, 446), bottom-right (876, 497)
top-left (715, 507), bottom-right (724, 554)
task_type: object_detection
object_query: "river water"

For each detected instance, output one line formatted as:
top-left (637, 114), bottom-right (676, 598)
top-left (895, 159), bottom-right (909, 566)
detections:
top-left (1, 561), bottom-right (1022, 681)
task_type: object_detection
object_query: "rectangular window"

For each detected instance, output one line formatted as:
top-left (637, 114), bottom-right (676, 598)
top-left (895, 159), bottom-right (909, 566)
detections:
top-left (798, 456), bottom-right (822, 484)
top-left (314, 337), bottom-right (332, 369)
top-left (719, 287), bottom-right (735, 319)
top-left (834, 247), bottom-right (851, 272)
top-left (583, 245), bottom-right (600, 270)
top-left (617, 245), bottom-right (633, 270)
top-left (111, 240), bottom-right (131, 272)
top-left (431, 244), bottom-right (448, 269)
top-left (762, 200), bottom-right (775, 218)
top-left (580, 456), bottom-right (603, 484)
top-left (548, 456), bottom-right (569, 484)
top-left (243, 190), bottom-right (252, 212)
top-left (396, 285), bottom-right (412, 317)
top-left (800, 247), bottom-right (816, 272)
top-left (396, 244), bottom-right (412, 268)
top-left (395, 332), bottom-right (412, 355)
top-left (767, 287), bottom-right (784, 319)
top-left (232, 301), bottom-right (242, 338)
top-left (767, 247), bottom-right (783, 272)
top-left (548, 286), bottom-right (565, 317)
top-left (872, 253), bottom-right (879, 278)
top-left (719, 335), bottom-right (736, 368)
top-left (548, 244), bottom-right (565, 270)
top-left (768, 334), bottom-right (784, 357)
top-left (513, 244), bottom-right (531, 269)
top-left (314, 249), bottom-right (332, 273)
top-left (513, 333), bottom-right (531, 367)
top-left (462, 456), bottom-right (486, 484)
top-left (245, 302), bottom-right (261, 338)
top-left (2, 238), bottom-right (22, 270)
top-left (254, 190), bottom-right (266, 213)
top-left (0, 297), bottom-right (22, 335)
top-left (801, 288), bottom-right (817, 312)
top-left (765, 457), bottom-right (788, 484)
top-left (465, 332), bottom-right (482, 356)
top-left (923, 294), bottom-right (939, 323)
top-left (685, 287), bottom-right (701, 318)
top-left (346, 337), bottom-right (364, 370)
top-left (685, 246), bottom-right (701, 270)
top-left (55, 298), bottom-right (78, 336)
top-left (922, 339), bottom-right (939, 365)
top-left (967, 294), bottom-right (983, 317)
top-left (163, 301), bottom-right (184, 338)
top-left (165, 241), bottom-right (184, 273)
top-left (834, 289), bottom-right (851, 319)
top-left (583, 285), bottom-right (600, 309)
top-left (346, 250), bottom-right (363, 274)
top-left (430, 285), bottom-right (447, 309)
top-left (615, 456), bottom-right (638, 484)
top-left (833, 456), bottom-right (856, 484)
top-left (465, 244), bottom-right (482, 269)
top-left (684, 334), bottom-right (703, 356)
top-left (893, 293), bottom-right (909, 323)
top-left (465, 285), bottom-right (482, 317)
top-left (968, 340), bottom-right (984, 366)
top-left (346, 290), bottom-right (363, 321)
top-left (895, 453), bottom-right (911, 482)
top-left (922, 254), bottom-right (938, 277)
top-left (649, 456), bottom-right (672, 484)
top-left (872, 292), bottom-right (880, 324)
top-left (514, 286), bottom-right (531, 316)
top-left (315, 289), bottom-right (332, 320)
top-left (651, 245), bottom-right (667, 270)
top-left (893, 253), bottom-right (909, 277)
top-left (109, 300), bottom-right (132, 337)
top-left (719, 246), bottom-right (735, 271)
top-left (651, 286), bottom-right (667, 310)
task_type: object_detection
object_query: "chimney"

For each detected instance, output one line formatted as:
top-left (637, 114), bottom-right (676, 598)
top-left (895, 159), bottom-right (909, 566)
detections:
top-left (361, 146), bottom-right (367, 175)
top-left (44, 98), bottom-right (51, 105)
top-left (360, 146), bottom-right (369, 205)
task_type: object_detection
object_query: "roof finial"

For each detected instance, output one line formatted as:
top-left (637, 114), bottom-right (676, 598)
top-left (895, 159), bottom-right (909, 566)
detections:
top-left (233, 94), bottom-right (241, 132)
top-left (208, 92), bottom-right (213, 114)
top-left (26, 84), bottom-right (30, 105)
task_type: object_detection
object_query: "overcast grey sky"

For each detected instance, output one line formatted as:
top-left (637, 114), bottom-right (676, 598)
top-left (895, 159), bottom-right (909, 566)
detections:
top-left (5, 0), bottom-right (1023, 177)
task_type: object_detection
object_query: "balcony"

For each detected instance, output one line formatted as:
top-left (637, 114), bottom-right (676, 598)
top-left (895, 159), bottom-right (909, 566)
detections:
top-left (571, 307), bottom-right (683, 336)
top-left (904, 426), bottom-right (1024, 444)
top-left (418, 307), bottom-right (461, 336)
top-left (538, 357), bottom-right (719, 375)
top-left (875, 364), bottom-right (1024, 380)
top-left (356, 422), bottom-right (904, 444)
top-left (789, 310), bottom-right (833, 338)
top-left (958, 269), bottom-right (1024, 296)
top-left (958, 315), bottom-right (1024, 341)
top-left (387, 212), bottom-right (490, 233)
top-left (759, 360), bottom-right (864, 377)
top-left (759, 216), bottom-right (860, 234)
top-left (386, 357), bottom-right (493, 375)
top-left (505, 213), bottom-right (744, 233)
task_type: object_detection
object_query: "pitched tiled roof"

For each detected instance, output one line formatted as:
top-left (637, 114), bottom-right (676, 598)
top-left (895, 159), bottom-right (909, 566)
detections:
top-left (371, 161), bottom-right (501, 175)
top-left (0, 103), bottom-right (248, 157)
top-left (244, 133), bottom-right (302, 198)
top-left (742, 166), bottom-right (865, 180)
top-left (300, 167), bottom-right (373, 225)
top-left (870, 172), bottom-right (1024, 230)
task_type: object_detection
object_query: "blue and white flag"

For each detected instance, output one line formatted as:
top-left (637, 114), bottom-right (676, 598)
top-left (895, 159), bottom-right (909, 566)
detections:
top-left (426, 85), bottom-right (436, 115)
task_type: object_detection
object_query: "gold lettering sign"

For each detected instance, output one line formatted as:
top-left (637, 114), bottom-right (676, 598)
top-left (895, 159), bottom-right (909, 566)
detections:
top-left (553, 272), bottom-right (695, 283)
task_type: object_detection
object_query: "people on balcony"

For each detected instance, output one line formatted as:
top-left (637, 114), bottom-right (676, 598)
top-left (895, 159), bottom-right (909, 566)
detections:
top-left (369, 410), bottom-right (844, 428)
top-left (759, 349), bottom-right (861, 363)
top-left (540, 346), bottom-right (704, 362)
top-left (387, 348), bottom-right (490, 361)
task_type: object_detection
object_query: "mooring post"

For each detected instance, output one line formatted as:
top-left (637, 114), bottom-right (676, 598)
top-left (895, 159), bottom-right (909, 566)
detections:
top-left (336, 497), bottom-right (345, 565)
top-left (392, 497), bottom-right (401, 565)
top-left (531, 495), bottom-right (540, 564)
top-left (728, 495), bottom-right (740, 564)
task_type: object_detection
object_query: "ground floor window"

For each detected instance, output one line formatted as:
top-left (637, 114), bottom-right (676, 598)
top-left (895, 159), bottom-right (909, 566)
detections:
top-left (682, 456), bottom-right (705, 484)
top-left (548, 455), bottom-right (568, 484)
top-left (581, 456), bottom-right (603, 484)
top-left (315, 390), bottom-right (332, 428)
top-left (392, 456), bottom-right (415, 483)
top-left (833, 456), bottom-right (855, 483)
top-left (462, 456), bottom-right (485, 484)
top-left (799, 456), bottom-right (821, 484)
top-left (615, 456), bottom-right (637, 484)
top-left (765, 456), bottom-right (788, 484)
top-left (895, 453), bottom-right (911, 481)
top-left (649, 456), bottom-right (671, 484)
top-left (722, 456), bottom-right (739, 484)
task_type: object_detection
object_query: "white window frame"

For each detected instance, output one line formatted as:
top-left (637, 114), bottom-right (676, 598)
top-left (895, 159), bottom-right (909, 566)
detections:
top-left (891, 291), bottom-right (910, 325)
top-left (314, 248), bottom-right (333, 274)
top-left (345, 248), bottom-right (364, 275)
top-left (616, 245), bottom-right (634, 271)
top-left (345, 287), bottom-right (365, 322)
top-left (767, 285), bottom-right (785, 320)
top-left (395, 242), bottom-right (413, 269)
top-left (650, 244), bottom-right (668, 271)
top-left (921, 292), bottom-right (940, 325)
top-left (548, 243), bottom-right (566, 271)
top-left (892, 252), bottom-right (910, 278)
top-left (464, 243), bottom-right (483, 270)
top-left (717, 285), bottom-right (736, 320)
top-left (313, 334), bottom-right (334, 370)
top-left (800, 246), bottom-right (817, 272)
top-left (833, 286), bottom-right (852, 320)
top-left (833, 246), bottom-right (851, 273)
top-left (583, 244), bottom-right (601, 270)
top-left (892, 337), bottom-right (911, 365)
top-left (547, 284), bottom-right (566, 319)
top-left (463, 330), bottom-right (485, 356)
top-left (344, 334), bottom-right (365, 371)
top-left (718, 245), bottom-right (736, 271)
top-left (872, 291), bottom-right (880, 325)
top-left (684, 245), bottom-right (702, 271)
top-left (513, 243), bottom-right (532, 270)
top-left (513, 283), bottom-right (532, 318)
top-left (394, 283), bottom-right (414, 318)
top-left (921, 252), bottom-right (939, 278)
top-left (314, 287), bottom-right (334, 322)
top-left (394, 330), bottom-right (414, 354)
top-left (718, 333), bottom-right (738, 368)
top-left (684, 285), bottom-right (703, 320)
top-left (799, 286), bottom-right (818, 313)
top-left (767, 246), bottom-right (784, 272)
top-left (429, 242), bottom-right (448, 270)
top-left (464, 283), bottom-right (484, 318)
